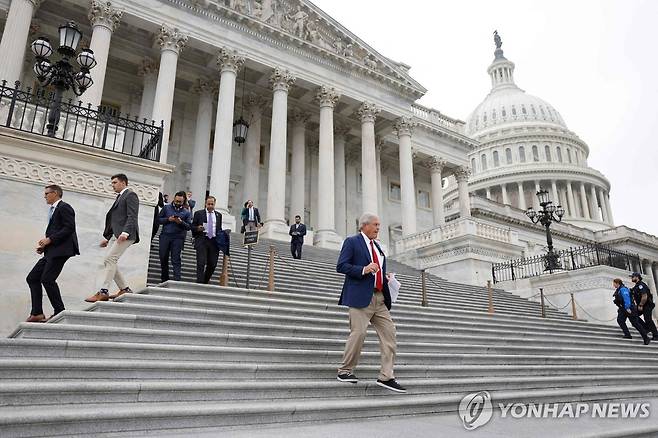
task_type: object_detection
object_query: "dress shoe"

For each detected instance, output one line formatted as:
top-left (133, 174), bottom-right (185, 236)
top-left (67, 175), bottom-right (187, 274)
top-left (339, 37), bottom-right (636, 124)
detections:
top-left (26, 314), bottom-right (46, 323)
top-left (109, 287), bottom-right (132, 300)
top-left (85, 292), bottom-right (109, 303)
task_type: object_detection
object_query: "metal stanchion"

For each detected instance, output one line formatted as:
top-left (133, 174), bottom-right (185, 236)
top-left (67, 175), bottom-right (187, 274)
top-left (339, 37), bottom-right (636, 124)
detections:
top-left (267, 245), bottom-right (275, 292)
top-left (540, 288), bottom-right (546, 318)
top-left (246, 245), bottom-right (252, 289)
top-left (487, 280), bottom-right (494, 314)
top-left (421, 270), bottom-right (428, 307)
top-left (571, 293), bottom-right (577, 320)
top-left (219, 254), bottom-right (229, 286)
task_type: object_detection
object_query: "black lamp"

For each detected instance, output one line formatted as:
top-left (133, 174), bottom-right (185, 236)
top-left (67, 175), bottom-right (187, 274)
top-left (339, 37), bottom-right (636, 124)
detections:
top-left (232, 66), bottom-right (249, 144)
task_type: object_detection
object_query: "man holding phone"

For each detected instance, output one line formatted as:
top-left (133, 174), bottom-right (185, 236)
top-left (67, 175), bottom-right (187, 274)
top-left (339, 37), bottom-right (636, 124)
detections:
top-left (157, 191), bottom-right (191, 282)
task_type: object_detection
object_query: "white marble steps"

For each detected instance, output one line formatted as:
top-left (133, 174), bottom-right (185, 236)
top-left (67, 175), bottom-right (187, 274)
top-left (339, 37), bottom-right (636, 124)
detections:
top-left (1, 385), bottom-right (658, 438)
top-left (52, 310), bottom-right (650, 351)
top-left (2, 375), bottom-right (657, 407)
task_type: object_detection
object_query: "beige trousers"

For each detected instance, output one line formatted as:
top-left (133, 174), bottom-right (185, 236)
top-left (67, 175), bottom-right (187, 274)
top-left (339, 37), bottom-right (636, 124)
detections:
top-left (100, 238), bottom-right (134, 291)
top-left (338, 292), bottom-right (397, 381)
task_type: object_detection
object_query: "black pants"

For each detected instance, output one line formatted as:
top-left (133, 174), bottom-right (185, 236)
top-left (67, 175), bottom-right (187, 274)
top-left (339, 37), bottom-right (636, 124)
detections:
top-left (291, 241), bottom-right (302, 259)
top-left (639, 303), bottom-right (658, 336)
top-left (26, 256), bottom-right (69, 316)
top-left (617, 307), bottom-right (649, 341)
top-left (159, 234), bottom-right (184, 282)
top-left (195, 237), bottom-right (220, 284)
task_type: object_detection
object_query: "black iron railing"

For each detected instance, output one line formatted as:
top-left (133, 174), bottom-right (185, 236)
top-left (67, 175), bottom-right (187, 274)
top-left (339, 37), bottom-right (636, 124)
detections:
top-left (0, 80), bottom-right (163, 161)
top-left (492, 243), bottom-right (641, 283)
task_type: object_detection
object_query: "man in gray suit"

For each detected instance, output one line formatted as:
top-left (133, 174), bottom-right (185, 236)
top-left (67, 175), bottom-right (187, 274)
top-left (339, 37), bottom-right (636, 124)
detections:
top-left (86, 173), bottom-right (140, 302)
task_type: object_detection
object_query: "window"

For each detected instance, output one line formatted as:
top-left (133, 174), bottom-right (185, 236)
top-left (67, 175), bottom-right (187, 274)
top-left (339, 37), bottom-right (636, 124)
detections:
top-left (574, 150), bottom-right (580, 164)
top-left (532, 145), bottom-right (539, 162)
top-left (471, 157), bottom-right (477, 174)
top-left (521, 105), bottom-right (527, 115)
top-left (505, 148), bottom-right (513, 164)
top-left (556, 146), bottom-right (563, 163)
top-left (511, 106), bottom-right (517, 116)
top-left (493, 150), bottom-right (500, 167)
top-left (417, 189), bottom-right (431, 209)
top-left (567, 148), bottom-right (572, 163)
top-left (389, 182), bottom-right (401, 201)
top-left (491, 109), bottom-right (497, 120)
top-left (501, 107), bottom-right (507, 118)
top-left (519, 146), bottom-right (526, 163)
top-left (481, 154), bottom-right (488, 171)
top-left (545, 145), bottom-right (552, 162)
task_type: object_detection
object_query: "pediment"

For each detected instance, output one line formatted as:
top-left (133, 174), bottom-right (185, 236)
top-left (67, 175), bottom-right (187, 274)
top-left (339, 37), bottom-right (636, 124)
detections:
top-left (187, 0), bottom-right (427, 99)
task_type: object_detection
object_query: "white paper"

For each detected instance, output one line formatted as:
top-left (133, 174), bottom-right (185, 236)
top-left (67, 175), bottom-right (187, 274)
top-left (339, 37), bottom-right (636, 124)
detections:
top-left (388, 273), bottom-right (401, 303)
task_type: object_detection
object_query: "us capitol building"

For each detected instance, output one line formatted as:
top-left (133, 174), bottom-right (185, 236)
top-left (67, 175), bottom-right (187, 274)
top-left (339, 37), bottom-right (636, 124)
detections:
top-left (1, 0), bottom-right (657, 332)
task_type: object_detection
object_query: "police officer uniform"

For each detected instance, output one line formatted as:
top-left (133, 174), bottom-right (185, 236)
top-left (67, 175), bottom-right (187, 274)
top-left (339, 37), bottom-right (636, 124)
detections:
top-left (614, 281), bottom-right (650, 344)
top-left (630, 273), bottom-right (658, 338)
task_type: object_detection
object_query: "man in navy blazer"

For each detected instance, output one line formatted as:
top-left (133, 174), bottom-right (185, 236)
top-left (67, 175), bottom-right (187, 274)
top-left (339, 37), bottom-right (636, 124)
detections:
top-left (26, 184), bottom-right (79, 322)
top-left (336, 213), bottom-right (406, 393)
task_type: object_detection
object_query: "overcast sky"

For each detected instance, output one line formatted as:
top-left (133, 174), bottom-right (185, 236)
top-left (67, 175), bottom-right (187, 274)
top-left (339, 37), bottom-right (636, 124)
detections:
top-left (314, 0), bottom-right (658, 236)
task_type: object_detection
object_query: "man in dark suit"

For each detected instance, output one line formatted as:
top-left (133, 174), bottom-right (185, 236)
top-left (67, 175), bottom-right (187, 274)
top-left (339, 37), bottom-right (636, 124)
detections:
top-left (240, 200), bottom-right (261, 232)
top-left (289, 215), bottom-right (306, 259)
top-left (25, 184), bottom-right (79, 322)
top-left (157, 191), bottom-right (192, 282)
top-left (192, 196), bottom-right (222, 284)
top-left (335, 213), bottom-right (405, 393)
top-left (86, 173), bottom-right (140, 302)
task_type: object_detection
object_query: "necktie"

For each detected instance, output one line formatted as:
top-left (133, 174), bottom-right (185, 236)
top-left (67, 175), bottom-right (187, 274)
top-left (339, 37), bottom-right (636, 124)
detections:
top-left (207, 212), bottom-right (214, 239)
top-left (370, 240), bottom-right (383, 291)
top-left (48, 205), bottom-right (54, 222)
top-left (111, 193), bottom-right (121, 209)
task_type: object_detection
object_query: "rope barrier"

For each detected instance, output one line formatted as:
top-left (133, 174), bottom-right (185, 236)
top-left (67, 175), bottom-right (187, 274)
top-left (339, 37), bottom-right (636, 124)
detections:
top-left (226, 255), bottom-right (241, 289)
top-left (542, 295), bottom-right (572, 311)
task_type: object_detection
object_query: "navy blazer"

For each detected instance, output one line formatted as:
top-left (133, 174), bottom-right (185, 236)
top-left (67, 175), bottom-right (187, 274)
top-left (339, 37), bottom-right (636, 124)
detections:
top-left (337, 234), bottom-right (391, 310)
top-left (44, 201), bottom-right (80, 259)
top-left (289, 223), bottom-right (307, 244)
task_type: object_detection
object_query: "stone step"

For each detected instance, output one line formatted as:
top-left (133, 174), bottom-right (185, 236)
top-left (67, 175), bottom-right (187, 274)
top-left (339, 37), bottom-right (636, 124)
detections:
top-left (2, 338), bottom-right (656, 366)
top-left (14, 323), bottom-right (658, 360)
top-left (2, 375), bottom-right (656, 407)
top-left (1, 385), bottom-right (657, 438)
top-left (0, 358), bottom-right (645, 381)
top-left (52, 311), bottom-right (652, 350)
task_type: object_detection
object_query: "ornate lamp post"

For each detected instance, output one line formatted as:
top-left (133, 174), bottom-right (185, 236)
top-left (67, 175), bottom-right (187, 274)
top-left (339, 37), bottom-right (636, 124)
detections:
top-left (31, 21), bottom-right (97, 137)
top-left (525, 188), bottom-right (565, 271)
top-left (232, 66), bottom-right (249, 144)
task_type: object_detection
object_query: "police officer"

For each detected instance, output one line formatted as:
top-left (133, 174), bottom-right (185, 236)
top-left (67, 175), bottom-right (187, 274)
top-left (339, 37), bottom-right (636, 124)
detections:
top-left (613, 278), bottom-right (650, 344)
top-left (630, 272), bottom-right (658, 339)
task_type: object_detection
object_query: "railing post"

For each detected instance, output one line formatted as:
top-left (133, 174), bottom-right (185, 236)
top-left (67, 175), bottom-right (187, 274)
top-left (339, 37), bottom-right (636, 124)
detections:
top-left (510, 261), bottom-right (515, 281)
top-left (595, 244), bottom-right (601, 265)
top-left (570, 248), bottom-right (576, 270)
top-left (487, 280), bottom-right (494, 314)
top-left (421, 270), bottom-right (428, 307)
top-left (491, 265), bottom-right (496, 284)
top-left (5, 80), bottom-right (19, 127)
top-left (540, 288), bottom-right (546, 318)
top-left (570, 293), bottom-right (577, 320)
top-left (219, 254), bottom-right (229, 286)
top-left (156, 121), bottom-right (164, 161)
top-left (267, 245), bottom-right (275, 293)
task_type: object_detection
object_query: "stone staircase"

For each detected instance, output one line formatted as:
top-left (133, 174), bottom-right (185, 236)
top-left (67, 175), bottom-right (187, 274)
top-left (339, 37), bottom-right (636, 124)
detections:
top-left (1, 234), bottom-right (658, 436)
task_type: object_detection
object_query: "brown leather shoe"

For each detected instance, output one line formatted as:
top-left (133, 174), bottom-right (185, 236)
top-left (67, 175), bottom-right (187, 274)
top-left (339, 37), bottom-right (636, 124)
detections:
top-left (109, 287), bottom-right (132, 300)
top-left (85, 292), bottom-right (109, 303)
top-left (26, 314), bottom-right (46, 323)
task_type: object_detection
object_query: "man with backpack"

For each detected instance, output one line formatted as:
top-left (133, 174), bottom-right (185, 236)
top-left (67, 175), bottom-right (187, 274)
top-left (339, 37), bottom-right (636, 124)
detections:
top-left (613, 278), bottom-right (650, 345)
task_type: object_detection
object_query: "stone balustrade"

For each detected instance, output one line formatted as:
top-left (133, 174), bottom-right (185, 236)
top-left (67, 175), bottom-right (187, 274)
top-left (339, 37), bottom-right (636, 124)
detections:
top-left (411, 103), bottom-right (465, 133)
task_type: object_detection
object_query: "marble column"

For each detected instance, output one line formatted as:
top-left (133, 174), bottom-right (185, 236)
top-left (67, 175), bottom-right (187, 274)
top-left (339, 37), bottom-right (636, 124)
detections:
top-left (313, 86), bottom-right (342, 247)
top-left (577, 182), bottom-right (589, 219)
top-left (642, 260), bottom-right (656, 291)
top-left (589, 185), bottom-right (600, 221)
top-left (124, 85), bottom-right (142, 154)
top-left (289, 109), bottom-right (308, 225)
top-left (189, 78), bottom-right (215, 203)
top-left (261, 68), bottom-right (296, 240)
top-left (242, 94), bottom-right (267, 206)
top-left (517, 182), bottom-right (527, 210)
top-left (137, 58), bottom-right (158, 121)
top-left (334, 125), bottom-right (350, 237)
top-left (395, 117), bottom-right (417, 236)
top-left (604, 191), bottom-right (614, 225)
top-left (551, 180), bottom-right (560, 206)
top-left (533, 181), bottom-right (541, 211)
top-left (566, 181), bottom-right (577, 217)
top-left (208, 47), bottom-right (244, 229)
top-left (0, 0), bottom-right (42, 85)
top-left (455, 166), bottom-right (471, 218)
top-left (358, 102), bottom-right (380, 215)
top-left (84, 0), bottom-right (122, 108)
top-left (485, 187), bottom-right (492, 200)
top-left (501, 183), bottom-right (510, 205)
top-left (151, 24), bottom-right (188, 163)
top-left (427, 156), bottom-right (446, 226)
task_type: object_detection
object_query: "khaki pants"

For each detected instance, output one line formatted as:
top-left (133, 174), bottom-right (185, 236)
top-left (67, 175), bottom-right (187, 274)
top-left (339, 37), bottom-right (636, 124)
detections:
top-left (245, 221), bottom-right (258, 232)
top-left (100, 238), bottom-right (134, 291)
top-left (338, 292), bottom-right (397, 381)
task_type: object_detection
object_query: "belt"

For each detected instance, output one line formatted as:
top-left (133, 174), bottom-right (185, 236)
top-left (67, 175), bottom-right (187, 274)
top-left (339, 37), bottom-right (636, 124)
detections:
top-left (374, 288), bottom-right (382, 293)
